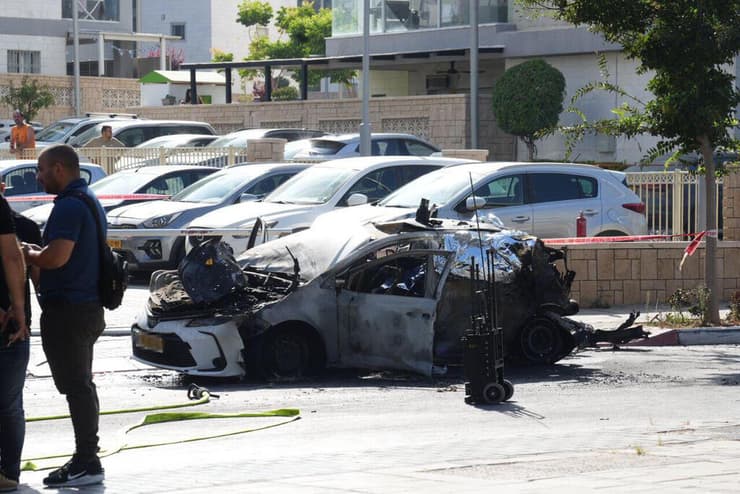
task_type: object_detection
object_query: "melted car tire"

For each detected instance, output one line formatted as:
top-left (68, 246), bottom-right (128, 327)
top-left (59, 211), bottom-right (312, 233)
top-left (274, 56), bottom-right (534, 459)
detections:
top-left (250, 326), bottom-right (324, 380)
top-left (520, 317), bottom-right (564, 365)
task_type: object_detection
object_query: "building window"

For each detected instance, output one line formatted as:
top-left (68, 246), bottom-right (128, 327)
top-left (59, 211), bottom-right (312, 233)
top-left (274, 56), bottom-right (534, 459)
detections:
top-left (62, 0), bottom-right (120, 21)
top-left (7, 50), bottom-right (41, 74)
top-left (171, 23), bottom-right (186, 39)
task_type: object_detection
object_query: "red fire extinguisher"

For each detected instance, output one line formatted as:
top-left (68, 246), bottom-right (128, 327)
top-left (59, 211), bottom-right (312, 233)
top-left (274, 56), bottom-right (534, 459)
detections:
top-left (576, 211), bottom-right (587, 237)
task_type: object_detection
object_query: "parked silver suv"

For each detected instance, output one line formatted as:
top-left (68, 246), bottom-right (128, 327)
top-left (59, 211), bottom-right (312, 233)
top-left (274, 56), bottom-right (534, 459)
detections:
top-left (314, 161), bottom-right (647, 238)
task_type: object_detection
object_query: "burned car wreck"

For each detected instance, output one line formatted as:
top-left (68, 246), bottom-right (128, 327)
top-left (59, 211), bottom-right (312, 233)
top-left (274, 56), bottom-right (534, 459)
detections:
top-left (131, 218), bottom-right (647, 378)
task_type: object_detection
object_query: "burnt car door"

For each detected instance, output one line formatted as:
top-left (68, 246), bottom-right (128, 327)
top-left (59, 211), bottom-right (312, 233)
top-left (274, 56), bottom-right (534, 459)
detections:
top-left (333, 243), bottom-right (453, 375)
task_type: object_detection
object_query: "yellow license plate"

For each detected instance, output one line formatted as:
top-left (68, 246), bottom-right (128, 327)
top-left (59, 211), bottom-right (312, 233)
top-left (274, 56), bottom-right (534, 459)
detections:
top-left (135, 332), bottom-right (164, 353)
top-left (107, 239), bottom-right (123, 249)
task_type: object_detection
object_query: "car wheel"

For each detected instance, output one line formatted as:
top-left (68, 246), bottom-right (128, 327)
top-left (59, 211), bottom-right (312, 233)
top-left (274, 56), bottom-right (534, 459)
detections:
top-left (520, 317), bottom-right (564, 364)
top-left (256, 327), bottom-right (322, 379)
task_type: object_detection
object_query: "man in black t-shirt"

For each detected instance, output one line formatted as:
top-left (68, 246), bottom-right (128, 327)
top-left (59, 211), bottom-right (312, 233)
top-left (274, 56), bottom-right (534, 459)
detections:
top-left (0, 183), bottom-right (41, 324)
top-left (0, 193), bottom-right (29, 491)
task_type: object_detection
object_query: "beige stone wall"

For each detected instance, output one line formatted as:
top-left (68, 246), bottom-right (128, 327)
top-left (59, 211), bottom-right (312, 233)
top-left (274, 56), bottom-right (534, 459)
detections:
top-left (561, 241), bottom-right (740, 307)
top-left (246, 138), bottom-right (286, 162)
top-left (0, 74), bottom-right (140, 125)
top-left (128, 94), bottom-right (516, 161)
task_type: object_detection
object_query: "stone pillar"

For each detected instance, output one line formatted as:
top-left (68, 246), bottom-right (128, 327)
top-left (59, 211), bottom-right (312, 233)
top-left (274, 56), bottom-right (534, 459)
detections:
top-left (246, 138), bottom-right (287, 162)
top-left (441, 149), bottom-right (489, 161)
top-left (722, 165), bottom-right (740, 240)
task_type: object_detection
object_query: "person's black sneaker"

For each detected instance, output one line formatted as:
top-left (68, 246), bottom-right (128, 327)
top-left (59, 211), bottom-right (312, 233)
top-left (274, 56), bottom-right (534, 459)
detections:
top-left (42, 456), bottom-right (104, 487)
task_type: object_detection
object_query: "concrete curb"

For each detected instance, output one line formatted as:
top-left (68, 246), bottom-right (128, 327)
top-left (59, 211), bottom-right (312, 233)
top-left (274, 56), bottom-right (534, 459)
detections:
top-left (628, 327), bottom-right (740, 346)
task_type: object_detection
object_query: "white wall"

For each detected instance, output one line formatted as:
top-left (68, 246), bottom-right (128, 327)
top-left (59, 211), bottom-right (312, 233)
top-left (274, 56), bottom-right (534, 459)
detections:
top-left (139, 0), bottom-right (213, 63)
top-left (0, 34), bottom-right (67, 75)
top-left (3, 0), bottom-right (60, 19)
top-left (506, 53), bottom-right (658, 165)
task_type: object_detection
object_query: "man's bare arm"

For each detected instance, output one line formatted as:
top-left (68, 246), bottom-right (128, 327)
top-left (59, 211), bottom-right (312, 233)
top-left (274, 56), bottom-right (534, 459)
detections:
top-left (0, 232), bottom-right (27, 338)
top-left (24, 239), bottom-right (75, 270)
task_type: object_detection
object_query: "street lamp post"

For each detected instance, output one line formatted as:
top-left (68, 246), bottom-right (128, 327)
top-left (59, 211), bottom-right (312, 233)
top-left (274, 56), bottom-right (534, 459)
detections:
top-left (470, 0), bottom-right (479, 149)
top-left (360, 0), bottom-right (371, 156)
top-left (73, 0), bottom-right (81, 115)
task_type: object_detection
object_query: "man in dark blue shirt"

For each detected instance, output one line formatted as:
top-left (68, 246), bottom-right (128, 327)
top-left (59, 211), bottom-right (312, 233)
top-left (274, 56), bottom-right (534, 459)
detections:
top-left (23, 144), bottom-right (106, 488)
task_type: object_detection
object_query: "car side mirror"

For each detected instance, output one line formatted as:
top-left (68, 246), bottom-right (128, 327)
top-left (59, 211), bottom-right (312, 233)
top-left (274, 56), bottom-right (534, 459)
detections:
top-left (335, 278), bottom-right (346, 293)
top-left (466, 195), bottom-right (487, 211)
top-left (239, 193), bottom-right (259, 203)
top-left (346, 193), bottom-right (368, 207)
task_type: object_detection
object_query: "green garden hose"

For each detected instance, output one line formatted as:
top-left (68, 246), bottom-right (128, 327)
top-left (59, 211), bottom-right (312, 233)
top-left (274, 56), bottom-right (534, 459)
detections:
top-left (22, 384), bottom-right (300, 471)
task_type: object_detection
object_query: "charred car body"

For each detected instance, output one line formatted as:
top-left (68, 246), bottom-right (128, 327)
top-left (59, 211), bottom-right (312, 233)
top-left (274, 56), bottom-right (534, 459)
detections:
top-left (132, 218), bottom-right (646, 378)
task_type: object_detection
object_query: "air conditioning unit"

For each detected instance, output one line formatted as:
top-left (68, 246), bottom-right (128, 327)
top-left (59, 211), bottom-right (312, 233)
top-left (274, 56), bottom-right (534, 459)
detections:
top-left (426, 74), bottom-right (449, 92)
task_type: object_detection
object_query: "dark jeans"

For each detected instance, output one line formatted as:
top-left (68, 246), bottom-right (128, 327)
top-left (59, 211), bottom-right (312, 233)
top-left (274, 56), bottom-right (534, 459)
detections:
top-left (40, 302), bottom-right (105, 462)
top-left (0, 337), bottom-right (29, 481)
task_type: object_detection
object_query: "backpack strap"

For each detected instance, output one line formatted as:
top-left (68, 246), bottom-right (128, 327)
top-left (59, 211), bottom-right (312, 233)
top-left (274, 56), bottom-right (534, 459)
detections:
top-left (63, 189), bottom-right (107, 255)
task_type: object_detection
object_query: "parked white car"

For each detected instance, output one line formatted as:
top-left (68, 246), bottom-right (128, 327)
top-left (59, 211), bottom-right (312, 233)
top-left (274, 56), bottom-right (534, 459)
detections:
top-left (185, 156), bottom-right (473, 255)
top-left (107, 162), bottom-right (310, 272)
top-left (312, 162), bottom-right (647, 238)
top-left (0, 160), bottom-right (106, 212)
top-left (24, 164), bottom-right (218, 229)
top-left (292, 133), bottom-right (440, 161)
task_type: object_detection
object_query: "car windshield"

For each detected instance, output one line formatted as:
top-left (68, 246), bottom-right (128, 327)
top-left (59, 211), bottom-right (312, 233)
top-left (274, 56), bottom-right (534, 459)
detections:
top-left (90, 171), bottom-right (161, 195)
top-left (266, 167), bottom-right (356, 205)
top-left (171, 168), bottom-right (263, 203)
top-left (207, 130), bottom-right (267, 148)
top-left (35, 121), bottom-right (77, 142)
top-left (380, 167), bottom-right (484, 208)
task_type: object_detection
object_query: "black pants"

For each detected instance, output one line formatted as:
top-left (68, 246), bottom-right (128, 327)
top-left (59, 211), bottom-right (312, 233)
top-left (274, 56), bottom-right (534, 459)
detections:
top-left (40, 302), bottom-right (105, 462)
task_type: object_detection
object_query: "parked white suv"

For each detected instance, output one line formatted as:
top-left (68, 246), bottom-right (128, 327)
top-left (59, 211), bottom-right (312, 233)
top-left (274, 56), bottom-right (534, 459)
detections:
top-left (313, 162), bottom-right (647, 238)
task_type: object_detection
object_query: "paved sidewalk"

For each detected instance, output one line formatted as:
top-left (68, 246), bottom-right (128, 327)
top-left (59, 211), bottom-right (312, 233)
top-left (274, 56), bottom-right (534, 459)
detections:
top-left (573, 305), bottom-right (740, 345)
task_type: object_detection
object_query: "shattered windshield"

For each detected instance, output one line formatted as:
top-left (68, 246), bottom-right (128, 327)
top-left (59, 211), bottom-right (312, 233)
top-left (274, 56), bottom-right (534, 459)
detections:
top-left (265, 166), bottom-right (355, 205)
top-left (380, 167), bottom-right (486, 208)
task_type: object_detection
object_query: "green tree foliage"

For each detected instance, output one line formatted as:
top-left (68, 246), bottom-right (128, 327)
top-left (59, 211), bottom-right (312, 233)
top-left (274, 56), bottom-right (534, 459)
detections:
top-left (236, 1), bottom-right (355, 89)
top-left (237, 0), bottom-right (273, 27)
top-left (2, 77), bottom-right (54, 122)
top-left (517, 0), bottom-right (740, 323)
top-left (272, 86), bottom-right (299, 101)
top-left (491, 59), bottom-right (566, 160)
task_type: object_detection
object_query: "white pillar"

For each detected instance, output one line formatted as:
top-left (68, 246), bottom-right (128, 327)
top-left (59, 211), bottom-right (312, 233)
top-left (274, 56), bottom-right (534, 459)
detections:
top-left (97, 34), bottom-right (105, 76)
top-left (160, 37), bottom-right (167, 70)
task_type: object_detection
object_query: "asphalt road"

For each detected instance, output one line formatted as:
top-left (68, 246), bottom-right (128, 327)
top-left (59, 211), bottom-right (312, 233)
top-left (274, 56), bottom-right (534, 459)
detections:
top-left (17, 280), bottom-right (740, 492)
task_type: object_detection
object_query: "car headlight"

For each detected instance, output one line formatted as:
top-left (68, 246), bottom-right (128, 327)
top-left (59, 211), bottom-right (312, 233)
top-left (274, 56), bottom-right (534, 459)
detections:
top-left (143, 212), bottom-right (182, 228)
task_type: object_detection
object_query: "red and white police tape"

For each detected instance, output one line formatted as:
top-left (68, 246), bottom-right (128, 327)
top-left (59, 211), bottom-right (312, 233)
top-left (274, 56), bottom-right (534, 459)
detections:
top-left (543, 230), bottom-right (717, 272)
top-left (5, 193), bottom-right (170, 202)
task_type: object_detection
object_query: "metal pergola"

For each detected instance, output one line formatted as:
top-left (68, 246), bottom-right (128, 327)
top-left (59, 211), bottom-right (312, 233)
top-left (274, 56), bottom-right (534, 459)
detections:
top-left (178, 46), bottom-right (504, 104)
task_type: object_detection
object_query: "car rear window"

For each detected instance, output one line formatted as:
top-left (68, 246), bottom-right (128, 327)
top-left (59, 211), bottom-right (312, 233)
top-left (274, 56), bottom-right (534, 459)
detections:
top-left (308, 140), bottom-right (346, 155)
top-left (529, 173), bottom-right (598, 203)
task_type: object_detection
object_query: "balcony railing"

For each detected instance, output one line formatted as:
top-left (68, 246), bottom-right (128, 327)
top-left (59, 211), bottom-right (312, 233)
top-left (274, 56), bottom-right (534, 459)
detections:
top-left (332, 0), bottom-right (509, 35)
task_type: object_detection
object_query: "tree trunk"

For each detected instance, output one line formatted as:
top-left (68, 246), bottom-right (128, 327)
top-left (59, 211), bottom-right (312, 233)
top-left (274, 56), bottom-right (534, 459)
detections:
top-left (699, 135), bottom-right (720, 324)
top-left (524, 138), bottom-right (535, 161)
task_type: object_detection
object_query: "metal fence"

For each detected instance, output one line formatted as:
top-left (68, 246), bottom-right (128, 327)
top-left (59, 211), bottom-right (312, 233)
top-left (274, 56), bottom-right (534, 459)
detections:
top-left (626, 170), bottom-right (723, 237)
top-left (0, 147), bottom-right (251, 174)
